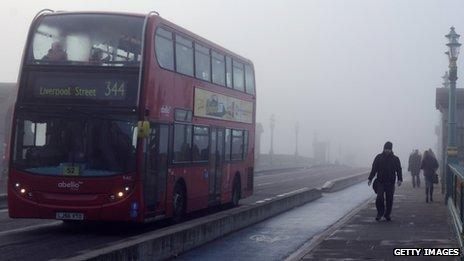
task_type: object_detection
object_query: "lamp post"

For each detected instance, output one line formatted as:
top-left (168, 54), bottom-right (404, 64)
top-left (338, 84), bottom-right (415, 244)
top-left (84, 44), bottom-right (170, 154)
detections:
top-left (445, 26), bottom-right (461, 201)
top-left (294, 122), bottom-right (299, 159)
top-left (442, 71), bottom-right (450, 88)
top-left (442, 71), bottom-right (450, 194)
top-left (269, 114), bottom-right (275, 164)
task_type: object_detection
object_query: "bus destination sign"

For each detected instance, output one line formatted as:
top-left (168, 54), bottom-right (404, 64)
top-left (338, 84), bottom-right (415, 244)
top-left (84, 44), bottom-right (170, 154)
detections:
top-left (24, 72), bottom-right (138, 106)
top-left (35, 79), bottom-right (126, 101)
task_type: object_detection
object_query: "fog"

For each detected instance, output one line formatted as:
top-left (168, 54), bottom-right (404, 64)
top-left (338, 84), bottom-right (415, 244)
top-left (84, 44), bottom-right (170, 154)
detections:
top-left (2, 0), bottom-right (463, 167)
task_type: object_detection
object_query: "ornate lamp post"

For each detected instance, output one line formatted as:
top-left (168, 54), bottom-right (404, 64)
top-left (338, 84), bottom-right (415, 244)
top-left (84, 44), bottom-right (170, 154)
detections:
top-left (445, 26), bottom-right (461, 201)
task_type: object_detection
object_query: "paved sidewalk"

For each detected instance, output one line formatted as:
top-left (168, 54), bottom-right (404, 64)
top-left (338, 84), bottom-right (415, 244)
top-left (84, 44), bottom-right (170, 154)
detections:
top-left (302, 180), bottom-right (459, 260)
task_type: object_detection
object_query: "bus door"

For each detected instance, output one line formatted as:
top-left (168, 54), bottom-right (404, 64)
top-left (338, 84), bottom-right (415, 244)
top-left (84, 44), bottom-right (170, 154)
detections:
top-left (144, 124), bottom-right (169, 215)
top-left (209, 127), bottom-right (224, 205)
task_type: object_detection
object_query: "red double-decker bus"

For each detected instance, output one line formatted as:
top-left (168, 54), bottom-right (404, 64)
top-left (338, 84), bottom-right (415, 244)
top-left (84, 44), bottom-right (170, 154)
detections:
top-left (8, 10), bottom-right (256, 223)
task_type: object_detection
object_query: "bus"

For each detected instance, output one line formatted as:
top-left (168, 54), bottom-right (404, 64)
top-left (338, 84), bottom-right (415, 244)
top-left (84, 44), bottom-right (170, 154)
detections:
top-left (8, 10), bottom-right (256, 223)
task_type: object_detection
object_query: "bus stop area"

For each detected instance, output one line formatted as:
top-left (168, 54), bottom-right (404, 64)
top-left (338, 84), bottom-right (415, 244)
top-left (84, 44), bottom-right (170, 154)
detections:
top-left (297, 180), bottom-right (459, 260)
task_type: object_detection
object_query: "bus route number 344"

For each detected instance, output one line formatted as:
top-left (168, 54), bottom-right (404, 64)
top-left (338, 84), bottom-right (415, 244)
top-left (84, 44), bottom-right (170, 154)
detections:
top-left (105, 81), bottom-right (126, 97)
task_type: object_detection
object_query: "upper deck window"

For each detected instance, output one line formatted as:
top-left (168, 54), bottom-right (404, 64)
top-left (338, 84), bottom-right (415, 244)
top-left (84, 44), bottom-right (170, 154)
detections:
top-left (212, 51), bottom-right (225, 86)
top-left (233, 60), bottom-right (245, 92)
top-left (195, 43), bottom-right (211, 81)
top-left (245, 64), bottom-right (255, 95)
top-left (226, 56), bottom-right (233, 88)
top-left (28, 14), bottom-right (144, 67)
top-left (175, 34), bottom-right (194, 76)
top-left (155, 27), bottom-right (174, 70)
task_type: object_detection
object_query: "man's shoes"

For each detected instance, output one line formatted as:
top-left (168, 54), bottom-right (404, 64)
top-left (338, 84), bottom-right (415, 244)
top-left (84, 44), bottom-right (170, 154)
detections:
top-left (426, 197), bottom-right (429, 203)
top-left (375, 216), bottom-right (381, 221)
top-left (384, 216), bottom-right (391, 222)
top-left (430, 197), bottom-right (433, 202)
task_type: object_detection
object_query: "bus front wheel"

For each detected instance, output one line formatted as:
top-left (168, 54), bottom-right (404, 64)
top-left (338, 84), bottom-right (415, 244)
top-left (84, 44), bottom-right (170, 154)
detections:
top-left (172, 183), bottom-right (186, 223)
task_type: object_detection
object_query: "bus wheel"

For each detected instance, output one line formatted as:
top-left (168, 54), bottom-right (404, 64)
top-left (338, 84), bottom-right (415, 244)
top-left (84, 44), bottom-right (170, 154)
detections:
top-left (231, 176), bottom-right (241, 207)
top-left (172, 183), bottom-right (186, 223)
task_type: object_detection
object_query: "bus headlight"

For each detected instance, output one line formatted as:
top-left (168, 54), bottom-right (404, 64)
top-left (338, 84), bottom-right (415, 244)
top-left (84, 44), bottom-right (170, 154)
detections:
top-left (109, 186), bottom-right (132, 201)
top-left (14, 182), bottom-right (31, 197)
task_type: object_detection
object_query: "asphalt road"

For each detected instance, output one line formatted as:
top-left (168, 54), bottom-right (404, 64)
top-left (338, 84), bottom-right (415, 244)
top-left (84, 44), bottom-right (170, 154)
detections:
top-left (0, 165), bottom-right (368, 261)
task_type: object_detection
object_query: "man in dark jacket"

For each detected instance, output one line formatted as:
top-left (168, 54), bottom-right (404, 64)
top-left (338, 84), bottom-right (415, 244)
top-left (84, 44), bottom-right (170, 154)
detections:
top-left (408, 149), bottom-right (422, 188)
top-left (368, 141), bottom-right (403, 221)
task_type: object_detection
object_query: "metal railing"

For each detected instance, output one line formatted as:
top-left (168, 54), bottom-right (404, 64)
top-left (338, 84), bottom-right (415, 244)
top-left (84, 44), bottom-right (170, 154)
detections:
top-left (447, 163), bottom-right (464, 250)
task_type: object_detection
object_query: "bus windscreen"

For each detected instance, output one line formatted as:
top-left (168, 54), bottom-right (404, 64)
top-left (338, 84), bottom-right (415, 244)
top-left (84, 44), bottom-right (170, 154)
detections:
top-left (13, 114), bottom-right (137, 177)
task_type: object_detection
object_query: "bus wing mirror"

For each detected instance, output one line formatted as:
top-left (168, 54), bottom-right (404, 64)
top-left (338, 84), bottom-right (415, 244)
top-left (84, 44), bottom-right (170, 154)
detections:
top-left (137, 121), bottom-right (150, 138)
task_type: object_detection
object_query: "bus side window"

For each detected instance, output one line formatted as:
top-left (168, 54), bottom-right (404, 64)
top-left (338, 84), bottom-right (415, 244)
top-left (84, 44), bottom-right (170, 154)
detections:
top-left (231, 130), bottom-right (244, 160)
top-left (173, 124), bottom-right (192, 163)
top-left (195, 43), bottom-right (211, 82)
top-left (225, 129), bottom-right (231, 161)
top-left (226, 56), bottom-right (233, 88)
top-left (155, 27), bottom-right (174, 70)
top-left (175, 34), bottom-right (194, 76)
top-left (245, 64), bottom-right (255, 95)
top-left (192, 126), bottom-right (209, 162)
top-left (212, 51), bottom-right (225, 86)
top-left (243, 130), bottom-right (248, 159)
top-left (233, 60), bottom-right (245, 92)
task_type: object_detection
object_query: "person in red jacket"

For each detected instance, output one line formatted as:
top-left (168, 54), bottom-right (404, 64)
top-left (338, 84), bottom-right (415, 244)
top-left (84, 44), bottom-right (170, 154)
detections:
top-left (368, 142), bottom-right (403, 221)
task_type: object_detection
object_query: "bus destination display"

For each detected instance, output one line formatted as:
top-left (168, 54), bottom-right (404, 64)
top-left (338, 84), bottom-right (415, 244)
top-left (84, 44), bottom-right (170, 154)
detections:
top-left (34, 77), bottom-right (127, 101)
top-left (23, 73), bottom-right (137, 106)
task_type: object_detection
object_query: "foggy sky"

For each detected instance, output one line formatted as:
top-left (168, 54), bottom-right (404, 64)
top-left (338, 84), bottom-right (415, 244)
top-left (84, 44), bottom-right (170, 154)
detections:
top-left (2, 0), bottom-right (464, 166)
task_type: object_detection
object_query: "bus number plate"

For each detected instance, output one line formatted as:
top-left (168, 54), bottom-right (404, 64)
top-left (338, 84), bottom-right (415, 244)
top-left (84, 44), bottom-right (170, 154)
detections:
top-left (56, 212), bottom-right (84, 220)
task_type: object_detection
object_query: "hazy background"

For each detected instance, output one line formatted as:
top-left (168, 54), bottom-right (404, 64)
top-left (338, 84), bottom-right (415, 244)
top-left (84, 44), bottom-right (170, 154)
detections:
top-left (2, 0), bottom-right (464, 166)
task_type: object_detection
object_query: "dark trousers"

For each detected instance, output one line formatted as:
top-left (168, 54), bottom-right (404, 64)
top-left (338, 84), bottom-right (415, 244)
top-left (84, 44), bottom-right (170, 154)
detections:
top-left (425, 179), bottom-right (434, 201)
top-left (376, 182), bottom-right (395, 218)
top-left (412, 173), bottom-right (420, 188)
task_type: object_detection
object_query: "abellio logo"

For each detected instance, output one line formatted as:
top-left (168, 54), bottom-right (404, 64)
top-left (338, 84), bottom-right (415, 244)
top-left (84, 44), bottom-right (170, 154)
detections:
top-left (58, 181), bottom-right (83, 190)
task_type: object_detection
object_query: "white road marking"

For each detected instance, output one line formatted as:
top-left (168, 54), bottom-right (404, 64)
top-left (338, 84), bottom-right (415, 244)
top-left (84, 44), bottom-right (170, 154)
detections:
top-left (250, 234), bottom-right (290, 243)
top-left (0, 209), bottom-right (8, 213)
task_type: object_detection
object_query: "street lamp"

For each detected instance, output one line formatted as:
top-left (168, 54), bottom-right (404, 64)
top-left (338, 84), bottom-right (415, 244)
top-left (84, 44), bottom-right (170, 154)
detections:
top-left (446, 27), bottom-right (461, 61)
top-left (294, 122), bottom-right (299, 158)
top-left (446, 26), bottom-right (461, 153)
top-left (445, 26), bottom-right (461, 201)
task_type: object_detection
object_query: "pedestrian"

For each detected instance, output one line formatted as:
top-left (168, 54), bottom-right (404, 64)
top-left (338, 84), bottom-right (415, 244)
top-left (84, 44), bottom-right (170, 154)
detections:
top-left (421, 149), bottom-right (439, 203)
top-left (368, 141), bottom-right (403, 221)
top-left (408, 149), bottom-right (422, 188)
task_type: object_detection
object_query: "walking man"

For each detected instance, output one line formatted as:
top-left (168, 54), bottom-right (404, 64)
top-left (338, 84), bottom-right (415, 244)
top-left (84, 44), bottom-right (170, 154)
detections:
top-left (408, 149), bottom-right (421, 188)
top-left (368, 142), bottom-right (403, 221)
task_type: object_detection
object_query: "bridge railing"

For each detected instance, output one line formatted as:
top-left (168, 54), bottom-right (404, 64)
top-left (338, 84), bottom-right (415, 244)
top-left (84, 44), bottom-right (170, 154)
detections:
top-left (447, 163), bottom-right (464, 248)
